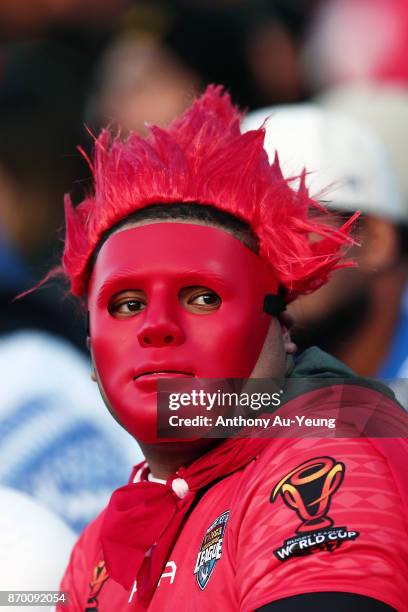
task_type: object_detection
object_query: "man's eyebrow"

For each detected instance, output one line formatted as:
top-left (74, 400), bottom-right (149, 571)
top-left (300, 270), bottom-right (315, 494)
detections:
top-left (96, 272), bottom-right (141, 305)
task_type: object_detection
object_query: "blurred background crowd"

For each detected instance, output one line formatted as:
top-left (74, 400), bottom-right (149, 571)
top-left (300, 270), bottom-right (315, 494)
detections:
top-left (1, 0), bottom-right (408, 592)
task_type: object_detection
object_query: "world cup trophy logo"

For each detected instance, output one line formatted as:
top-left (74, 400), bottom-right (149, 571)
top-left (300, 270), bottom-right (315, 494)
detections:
top-left (271, 456), bottom-right (345, 533)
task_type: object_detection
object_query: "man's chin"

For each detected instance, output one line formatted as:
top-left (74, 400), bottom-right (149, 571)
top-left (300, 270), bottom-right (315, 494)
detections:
top-left (107, 388), bottom-right (221, 445)
top-left (110, 407), bottom-right (207, 445)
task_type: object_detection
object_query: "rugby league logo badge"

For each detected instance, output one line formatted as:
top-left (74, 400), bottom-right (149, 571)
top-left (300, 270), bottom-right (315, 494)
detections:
top-left (193, 511), bottom-right (230, 589)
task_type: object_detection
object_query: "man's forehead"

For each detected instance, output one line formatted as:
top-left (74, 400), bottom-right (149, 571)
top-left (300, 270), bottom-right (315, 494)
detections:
top-left (95, 222), bottom-right (260, 271)
top-left (88, 222), bottom-right (278, 298)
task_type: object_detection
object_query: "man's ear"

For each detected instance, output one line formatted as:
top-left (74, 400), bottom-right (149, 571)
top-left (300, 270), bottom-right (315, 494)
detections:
top-left (278, 310), bottom-right (297, 356)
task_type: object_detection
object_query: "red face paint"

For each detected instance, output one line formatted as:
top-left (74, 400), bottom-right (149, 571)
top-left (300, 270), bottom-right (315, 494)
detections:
top-left (88, 223), bottom-right (279, 443)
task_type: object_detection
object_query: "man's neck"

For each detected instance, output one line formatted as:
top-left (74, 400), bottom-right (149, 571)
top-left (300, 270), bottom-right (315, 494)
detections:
top-left (139, 439), bottom-right (222, 480)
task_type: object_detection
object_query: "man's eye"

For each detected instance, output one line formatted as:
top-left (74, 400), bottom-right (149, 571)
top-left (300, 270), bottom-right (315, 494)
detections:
top-left (109, 294), bottom-right (147, 318)
top-left (183, 288), bottom-right (222, 313)
top-left (190, 293), bottom-right (220, 306)
top-left (118, 300), bottom-right (145, 313)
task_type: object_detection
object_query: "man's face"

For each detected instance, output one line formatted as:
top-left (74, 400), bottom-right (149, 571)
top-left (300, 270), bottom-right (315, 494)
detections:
top-left (288, 214), bottom-right (378, 354)
top-left (88, 222), bottom-right (279, 443)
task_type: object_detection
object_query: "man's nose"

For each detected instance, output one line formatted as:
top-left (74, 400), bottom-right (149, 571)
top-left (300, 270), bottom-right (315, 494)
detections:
top-left (137, 302), bottom-right (185, 348)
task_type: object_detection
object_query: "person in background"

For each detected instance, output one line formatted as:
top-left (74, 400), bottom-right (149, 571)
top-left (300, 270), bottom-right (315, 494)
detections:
top-left (0, 41), bottom-right (143, 532)
top-left (86, 0), bottom-right (309, 139)
top-left (319, 85), bottom-right (408, 390)
top-left (88, 36), bottom-right (201, 137)
top-left (302, 0), bottom-right (408, 93)
top-left (242, 104), bottom-right (408, 382)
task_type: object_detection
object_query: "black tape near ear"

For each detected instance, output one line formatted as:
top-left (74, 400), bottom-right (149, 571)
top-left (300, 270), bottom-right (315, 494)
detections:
top-left (86, 311), bottom-right (90, 337)
top-left (263, 288), bottom-right (286, 316)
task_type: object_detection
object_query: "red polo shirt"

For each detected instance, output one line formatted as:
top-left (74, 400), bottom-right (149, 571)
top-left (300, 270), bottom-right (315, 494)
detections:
top-left (59, 436), bottom-right (408, 611)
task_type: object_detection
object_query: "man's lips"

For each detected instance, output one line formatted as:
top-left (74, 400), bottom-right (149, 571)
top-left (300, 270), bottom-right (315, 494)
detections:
top-left (133, 371), bottom-right (194, 384)
top-left (132, 370), bottom-right (194, 392)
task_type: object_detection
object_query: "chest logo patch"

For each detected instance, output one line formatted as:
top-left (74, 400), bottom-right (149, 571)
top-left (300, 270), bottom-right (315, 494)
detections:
top-left (193, 510), bottom-right (230, 590)
top-left (271, 456), bottom-right (359, 561)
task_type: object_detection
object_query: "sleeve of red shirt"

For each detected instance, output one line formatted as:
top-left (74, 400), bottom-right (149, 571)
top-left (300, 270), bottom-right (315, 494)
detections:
top-left (58, 541), bottom-right (86, 611)
top-left (233, 437), bottom-right (408, 612)
top-left (57, 511), bottom-right (106, 612)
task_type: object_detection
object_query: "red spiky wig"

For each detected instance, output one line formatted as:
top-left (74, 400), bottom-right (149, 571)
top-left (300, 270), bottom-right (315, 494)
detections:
top-left (63, 85), bottom-right (356, 299)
